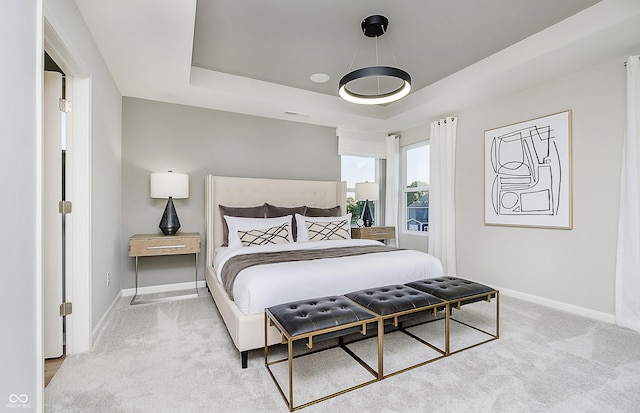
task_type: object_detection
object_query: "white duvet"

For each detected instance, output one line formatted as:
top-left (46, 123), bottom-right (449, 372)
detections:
top-left (214, 239), bottom-right (444, 315)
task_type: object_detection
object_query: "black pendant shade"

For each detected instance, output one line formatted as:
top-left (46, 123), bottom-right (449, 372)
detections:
top-left (338, 14), bottom-right (412, 105)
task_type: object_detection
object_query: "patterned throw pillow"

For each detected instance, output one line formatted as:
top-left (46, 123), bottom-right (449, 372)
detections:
top-left (237, 223), bottom-right (291, 247)
top-left (306, 220), bottom-right (350, 241)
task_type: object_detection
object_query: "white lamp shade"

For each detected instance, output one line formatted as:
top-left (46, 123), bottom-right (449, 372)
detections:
top-left (150, 172), bottom-right (189, 199)
top-left (355, 182), bottom-right (379, 201)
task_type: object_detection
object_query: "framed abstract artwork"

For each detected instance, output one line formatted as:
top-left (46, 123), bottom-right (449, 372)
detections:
top-left (484, 110), bottom-right (572, 229)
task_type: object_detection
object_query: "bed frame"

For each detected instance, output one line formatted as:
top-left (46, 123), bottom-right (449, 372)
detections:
top-left (204, 175), bottom-right (346, 368)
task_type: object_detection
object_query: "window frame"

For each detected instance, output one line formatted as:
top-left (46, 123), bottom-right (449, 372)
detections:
top-left (402, 141), bottom-right (430, 236)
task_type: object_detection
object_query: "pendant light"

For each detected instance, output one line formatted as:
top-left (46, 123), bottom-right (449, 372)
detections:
top-left (339, 15), bottom-right (412, 105)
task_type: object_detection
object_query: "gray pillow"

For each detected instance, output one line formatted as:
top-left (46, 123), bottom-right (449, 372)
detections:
top-left (265, 203), bottom-right (306, 241)
top-left (219, 204), bottom-right (266, 246)
top-left (304, 205), bottom-right (341, 217)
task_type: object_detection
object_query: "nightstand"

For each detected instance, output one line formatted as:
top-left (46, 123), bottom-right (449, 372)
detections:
top-left (350, 226), bottom-right (396, 243)
top-left (128, 232), bottom-right (201, 305)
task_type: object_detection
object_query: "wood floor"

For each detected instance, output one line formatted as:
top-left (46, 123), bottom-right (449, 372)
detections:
top-left (45, 353), bottom-right (65, 387)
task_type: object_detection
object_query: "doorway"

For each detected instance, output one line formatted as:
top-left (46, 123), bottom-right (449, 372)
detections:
top-left (43, 53), bottom-right (67, 378)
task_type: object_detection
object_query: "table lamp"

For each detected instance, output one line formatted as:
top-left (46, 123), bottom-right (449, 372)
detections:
top-left (150, 171), bottom-right (189, 235)
top-left (355, 182), bottom-right (379, 227)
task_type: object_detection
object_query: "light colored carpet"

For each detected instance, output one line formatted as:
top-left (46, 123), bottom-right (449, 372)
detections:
top-left (45, 290), bottom-right (640, 412)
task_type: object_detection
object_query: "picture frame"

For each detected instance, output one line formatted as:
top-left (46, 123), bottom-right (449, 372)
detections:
top-left (484, 110), bottom-right (572, 229)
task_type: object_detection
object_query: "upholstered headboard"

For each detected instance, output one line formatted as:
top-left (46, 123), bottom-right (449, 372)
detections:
top-left (205, 175), bottom-right (346, 268)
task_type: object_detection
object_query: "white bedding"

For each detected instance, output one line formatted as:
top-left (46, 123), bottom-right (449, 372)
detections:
top-left (214, 239), bottom-right (444, 315)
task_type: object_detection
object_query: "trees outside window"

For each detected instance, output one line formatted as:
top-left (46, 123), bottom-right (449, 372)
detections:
top-left (403, 143), bottom-right (429, 233)
top-left (341, 155), bottom-right (377, 225)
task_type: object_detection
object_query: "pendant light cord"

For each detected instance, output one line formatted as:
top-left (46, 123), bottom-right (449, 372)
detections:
top-left (375, 34), bottom-right (380, 94)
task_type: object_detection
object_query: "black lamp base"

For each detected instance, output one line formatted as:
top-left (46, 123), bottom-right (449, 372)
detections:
top-left (159, 197), bottom-right (181, 235)
top-left (361, 199), bottom-right (374, 227)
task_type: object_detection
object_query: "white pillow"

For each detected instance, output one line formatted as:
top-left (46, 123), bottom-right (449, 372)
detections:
top-left (224, 215), bottom-right (293, 248)
top-left (237, 223), bottom-right (291, 247)
top-left (295, 213), bottom-right (352, 242)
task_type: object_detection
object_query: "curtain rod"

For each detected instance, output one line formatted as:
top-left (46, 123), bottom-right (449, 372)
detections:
top-left (624, 56), bottom-right (640, 66)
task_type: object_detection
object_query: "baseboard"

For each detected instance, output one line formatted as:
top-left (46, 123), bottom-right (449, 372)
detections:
top-left (89, 281), bottom-right (208, 346)
top-left (495, 285), bottom-right (616, 324)
top-left (121, 280), bottom-right (208, 297)
top-left (124, 280), bottom-right (614, 323)
top-left (91, 289), bottom-right (123, 346)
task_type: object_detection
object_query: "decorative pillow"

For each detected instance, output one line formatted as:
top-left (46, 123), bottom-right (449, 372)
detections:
top-left (219, 204), bottom-right (266, 246)
top-left (238, 223), bottom-right (291, 247)
top-left (224, 215), bottom-right (293, 248)
top-left (295, 213), bottom-right (352, 242)
top-left (265, 203), bottom-right (306, 241)
top-left (304, 205), bottom-right (342, 217)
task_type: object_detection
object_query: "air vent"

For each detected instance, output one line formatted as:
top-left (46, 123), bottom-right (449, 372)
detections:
top-left (284, 111), bottom-right (310, 118)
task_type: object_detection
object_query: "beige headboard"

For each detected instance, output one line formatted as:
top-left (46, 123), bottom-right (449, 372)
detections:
top-left (205, 175), bottom-right (346, 267)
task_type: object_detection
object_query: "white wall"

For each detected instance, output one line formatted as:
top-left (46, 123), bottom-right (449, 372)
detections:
top-left (121, 98), bottom-right (340, 289)
top-left (452, 57), bottom-right (628, 317)
top-left (45, 0), bottom-right (123, 333)
top-left (0, 1), bottom-right (42, 410)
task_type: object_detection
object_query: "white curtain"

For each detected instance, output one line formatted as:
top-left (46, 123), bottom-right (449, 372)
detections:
top-left (385, 135), bottom-right (400, 246)
top-left (428, 117), bottom-right (457, 275)
top-left (615, 56), bottom-right (640, 333)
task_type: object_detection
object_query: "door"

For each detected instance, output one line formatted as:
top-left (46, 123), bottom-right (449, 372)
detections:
top-left (43, 71), bottom-right (64, 359)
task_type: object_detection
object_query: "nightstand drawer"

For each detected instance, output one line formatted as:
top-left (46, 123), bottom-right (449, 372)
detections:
top-left (351, 227), bottom-right (396, 241)
top-left (129, 233), bottom-right (201, 257)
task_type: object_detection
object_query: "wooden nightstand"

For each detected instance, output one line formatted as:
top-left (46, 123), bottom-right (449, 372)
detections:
top-left (128, 232), bottom-right (201, 304)
top-left (351, 226), bottom-right (396, 243)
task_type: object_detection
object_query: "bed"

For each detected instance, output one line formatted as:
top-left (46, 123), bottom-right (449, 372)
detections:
top-left (204, 175), bottom-right (444, 367)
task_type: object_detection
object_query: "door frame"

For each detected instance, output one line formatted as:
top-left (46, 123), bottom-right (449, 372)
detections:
top-left (43, 70), bottom-right (64, 359)
top-left (43, 13), bottom-right (92, 355)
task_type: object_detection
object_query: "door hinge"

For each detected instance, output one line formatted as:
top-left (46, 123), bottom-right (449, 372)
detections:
top-left (59, 98), bottom-right (72, 113)
top-left (59, 200), bottom-right (72, 215)
top-left (59, 302), bottom-right (72, 317)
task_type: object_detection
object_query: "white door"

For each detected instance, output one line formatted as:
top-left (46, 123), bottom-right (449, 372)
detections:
top-left (43, 71), bottom-right (64, 359)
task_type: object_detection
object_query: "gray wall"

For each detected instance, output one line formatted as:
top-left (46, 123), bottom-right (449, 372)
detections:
top-left (432, 57), bottom-right (626, 317)
top-left (121, 98), bottom-right (339, 289)
top-left (0, 1), bottom-right (40, 410)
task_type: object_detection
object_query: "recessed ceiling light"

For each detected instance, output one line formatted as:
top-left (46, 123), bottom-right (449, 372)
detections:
top-left (310, 73), bottom-right (330, 83)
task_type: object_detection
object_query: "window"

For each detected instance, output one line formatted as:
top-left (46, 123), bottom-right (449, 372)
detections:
top-left (341, 155), bottom-right (378, 225)
top-left (403, 143), bottom-right (429, 233)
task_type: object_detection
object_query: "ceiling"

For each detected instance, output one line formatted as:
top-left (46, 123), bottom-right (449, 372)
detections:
top-left (192, 0), bottom-right (600, 97)
top-left (73, 0), bottom-right (640, 133)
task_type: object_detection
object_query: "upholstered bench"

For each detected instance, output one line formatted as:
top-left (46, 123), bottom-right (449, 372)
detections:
top-left (345, 284), bottom-right (449, 377)
top-left (264, 295), bottom-right (382, 411)
top-left (406, 276), bottom-right (499, 354)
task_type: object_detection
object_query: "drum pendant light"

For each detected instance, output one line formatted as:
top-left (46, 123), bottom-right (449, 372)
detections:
top-left (339, 15), bottom-right (412, 105)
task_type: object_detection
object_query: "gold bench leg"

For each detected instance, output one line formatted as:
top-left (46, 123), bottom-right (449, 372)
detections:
top-left (378, 317), bottom-right (384, 379)
top-left (445, 302), bottom-right (451, 355)
top-left (288, 339), bottom-right (294, 412)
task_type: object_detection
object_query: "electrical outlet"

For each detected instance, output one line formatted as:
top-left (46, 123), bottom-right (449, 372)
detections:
top-left (107, 272), bottom-right (111, 286)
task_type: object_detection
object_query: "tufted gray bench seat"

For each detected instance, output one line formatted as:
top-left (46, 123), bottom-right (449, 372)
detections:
top-left (406, 276), bottom-right (499, 354)
top-left (345, 284), bottom-right (449, 376)
top-left (264, 295), bottom-right (382, 411)
top-left (264, 278), bottom-right (499, 410)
